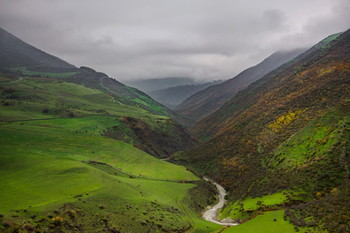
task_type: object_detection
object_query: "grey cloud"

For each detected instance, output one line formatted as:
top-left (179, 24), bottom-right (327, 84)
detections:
top-left (262, 9), bottom-right (288, 30)
top-left (0, 0), bottom-right (349, 81)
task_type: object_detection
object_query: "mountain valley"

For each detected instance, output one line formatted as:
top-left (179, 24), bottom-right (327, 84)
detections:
top-left (0, 26), bottom-right (349, 233)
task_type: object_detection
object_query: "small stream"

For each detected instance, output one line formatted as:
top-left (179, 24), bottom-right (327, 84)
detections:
top-left (202, 177), bottom-right (238, 226)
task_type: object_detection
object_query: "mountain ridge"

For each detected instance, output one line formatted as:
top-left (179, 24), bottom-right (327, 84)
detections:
top-left (175, 48), bottom-right (305, 122)
top-left (0, 27), bottom-right (76, 72)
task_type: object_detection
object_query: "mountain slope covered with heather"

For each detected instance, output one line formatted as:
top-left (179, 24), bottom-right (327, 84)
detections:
top-left (173, 30), bottom-right (350, 233)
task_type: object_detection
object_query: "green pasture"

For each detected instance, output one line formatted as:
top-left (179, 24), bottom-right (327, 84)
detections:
top-left (0, 121), bottom-right (222, 232)
top-left (0, 75), bottom-right (159, 121)
top-left (219, 192), bottom-right (287, 221)
top-left (222, 210), bottom-right (311, 233)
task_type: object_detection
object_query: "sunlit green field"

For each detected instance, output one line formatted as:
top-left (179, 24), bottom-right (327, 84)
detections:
top-left (219, 192), bottom-right (288, 221)
top-left (0, 121), bottom-right (221, 232)
top-left (0, 73), bottom-right (222, 232)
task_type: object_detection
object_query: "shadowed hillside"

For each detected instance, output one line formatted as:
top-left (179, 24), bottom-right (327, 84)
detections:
top-left (0, 27), bottom-right (76, 72)
top-left (176, 49), bottom-right (305, 122)
top-left (174, 30), bottom-right (349, 233)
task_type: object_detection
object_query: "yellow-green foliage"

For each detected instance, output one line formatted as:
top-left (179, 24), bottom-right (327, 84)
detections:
top-left (219, 192), bottom-right (288, 221)
top-left (267, 112), bottom-right (347, 168)
top-left (268, 110), bottom-right (303, 133)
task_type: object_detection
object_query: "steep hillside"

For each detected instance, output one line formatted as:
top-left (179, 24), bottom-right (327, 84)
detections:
top-left (0, 27), bottom-right (178, 120)
top-left (176, 49), bottom-right (305, 122)
top-left (174, 30), bottom-right (350, 232)
top-left (192, 32), bottom-right (344, 140)
top-left (148, 80), bottom-right (222, 109)
top-left (0, 27), bottom-right (76, 72)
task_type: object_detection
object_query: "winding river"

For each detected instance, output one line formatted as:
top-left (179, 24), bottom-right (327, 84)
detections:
top-left (202, 177), bottom-right (238, 226)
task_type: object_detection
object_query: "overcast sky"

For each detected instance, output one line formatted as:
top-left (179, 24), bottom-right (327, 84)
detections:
top-left (1, 0), bottom-right (349, 81)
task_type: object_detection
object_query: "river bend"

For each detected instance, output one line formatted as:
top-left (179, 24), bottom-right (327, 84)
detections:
top-left (202, 177), bottom-right (238, 226)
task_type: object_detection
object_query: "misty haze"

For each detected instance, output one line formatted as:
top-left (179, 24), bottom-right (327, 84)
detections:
top-left (0, 0), bottom-right (349, 233)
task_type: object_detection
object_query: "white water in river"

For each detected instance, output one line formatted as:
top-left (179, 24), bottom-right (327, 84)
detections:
top-left (202, 177), bottom-right (238, 226)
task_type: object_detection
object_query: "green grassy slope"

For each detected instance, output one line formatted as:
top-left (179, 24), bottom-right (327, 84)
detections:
top-left (219, 192), bottom-right (288, 221)
top-left (0, 70), bottom-right (218, 232)
top-left (0, 123), bottom-right (198, 181)
top-left (216, 111), bottom-right (349, 233)
top-left (0, 75), bottom-right (153, 121)
top-left (0, 119), bottom-right (221, 232)
top-left (62, 66), bottom-right (174, 118)
top-left (0, 75), bottom-right (198, 158)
